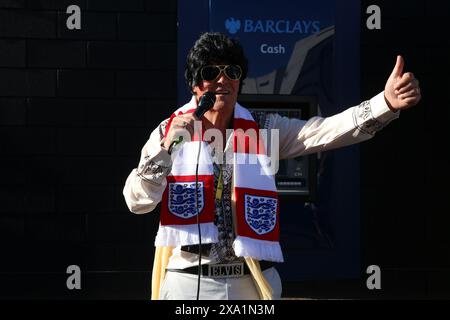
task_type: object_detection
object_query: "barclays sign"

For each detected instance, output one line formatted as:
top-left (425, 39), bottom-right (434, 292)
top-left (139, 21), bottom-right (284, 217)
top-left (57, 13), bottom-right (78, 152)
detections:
top-left (207, 0), bottom-right (335, 81)
top-left (225, 17), bottom-right (321, 35)
top-left (225, 17), bottom-right (241, 34)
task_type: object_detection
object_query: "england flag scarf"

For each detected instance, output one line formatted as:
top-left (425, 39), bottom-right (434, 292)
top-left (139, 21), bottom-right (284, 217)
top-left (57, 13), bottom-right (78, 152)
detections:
top-left (154, 96), bottom-right (283, 262)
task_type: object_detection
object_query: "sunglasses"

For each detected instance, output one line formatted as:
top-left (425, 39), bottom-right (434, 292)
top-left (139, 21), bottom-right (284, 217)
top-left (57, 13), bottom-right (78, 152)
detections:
top-left (200, 64), bottom-right (242, 82)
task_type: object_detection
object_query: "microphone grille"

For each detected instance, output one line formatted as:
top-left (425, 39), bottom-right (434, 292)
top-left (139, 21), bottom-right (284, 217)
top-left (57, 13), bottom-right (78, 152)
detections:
top-left (195, 91), bottom-right (216, 118)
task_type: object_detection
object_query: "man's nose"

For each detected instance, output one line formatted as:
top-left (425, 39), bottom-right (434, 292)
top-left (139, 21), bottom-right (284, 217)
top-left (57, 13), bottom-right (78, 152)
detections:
top-left (215, 72), bottom-right (228, 83)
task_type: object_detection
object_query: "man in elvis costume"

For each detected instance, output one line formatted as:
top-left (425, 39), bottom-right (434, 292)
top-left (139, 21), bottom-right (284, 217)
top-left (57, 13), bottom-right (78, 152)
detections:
top-left (123, 32), bottom-right (421, 300)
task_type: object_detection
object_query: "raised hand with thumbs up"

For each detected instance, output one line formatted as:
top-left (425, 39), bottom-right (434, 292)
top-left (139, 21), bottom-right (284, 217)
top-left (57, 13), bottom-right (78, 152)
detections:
top-left (384, 55), bottom-right (421, 111)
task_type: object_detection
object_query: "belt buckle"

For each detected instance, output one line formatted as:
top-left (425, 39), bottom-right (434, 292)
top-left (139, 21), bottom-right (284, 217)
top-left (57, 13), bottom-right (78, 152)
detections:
top-left (207, 262), bottom-right (245, 278)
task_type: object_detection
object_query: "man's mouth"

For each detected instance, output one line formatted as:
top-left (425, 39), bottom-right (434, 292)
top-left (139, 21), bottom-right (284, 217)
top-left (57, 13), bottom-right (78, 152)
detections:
top-left (215, 90), bottom-right (230, 95)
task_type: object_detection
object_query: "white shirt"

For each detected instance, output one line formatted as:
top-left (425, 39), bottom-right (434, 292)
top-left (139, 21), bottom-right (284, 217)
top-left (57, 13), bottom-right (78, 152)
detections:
top-left (123, 91), bottom-right (399, 269)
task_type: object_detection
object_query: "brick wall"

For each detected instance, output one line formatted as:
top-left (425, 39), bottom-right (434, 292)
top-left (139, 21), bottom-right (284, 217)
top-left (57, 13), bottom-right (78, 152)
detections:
top-left (360, 0), bottom-right (450, 298)
top-left (0, 0), bottom-right (177, 299)
top-left (286, 1), bottom-right (450, 300)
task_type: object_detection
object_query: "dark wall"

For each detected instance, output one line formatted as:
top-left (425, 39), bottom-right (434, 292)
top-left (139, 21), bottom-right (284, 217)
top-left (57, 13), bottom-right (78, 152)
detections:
top-left (0, 0), bottom-right (177, 299)
top-left (360, 0), bottom-right (450, 299)
top-left (284, 1), bottom-right (450, 299)
top-left (0, 0), bottom-right (448, 299)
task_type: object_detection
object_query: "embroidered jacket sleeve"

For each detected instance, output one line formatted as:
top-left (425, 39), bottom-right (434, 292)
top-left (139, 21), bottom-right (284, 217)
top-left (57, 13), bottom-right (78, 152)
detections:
top-left (123, 119), bottom-right (172, 214)
top-left (268, 91), bottom-right (399, 159)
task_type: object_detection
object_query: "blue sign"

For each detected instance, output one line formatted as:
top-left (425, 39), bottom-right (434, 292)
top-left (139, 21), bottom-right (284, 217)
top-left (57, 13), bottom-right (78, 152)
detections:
top-left (209, 0), bottom-right (334, 85)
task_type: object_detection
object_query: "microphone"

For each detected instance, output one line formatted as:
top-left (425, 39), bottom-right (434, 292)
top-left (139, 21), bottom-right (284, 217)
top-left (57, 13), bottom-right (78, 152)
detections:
top-left (194, 91), bottom-right (216, 119)
top-left (168, 92), bottom-right (216, 154)
top-left (192, 91), bottom-right (215, 301)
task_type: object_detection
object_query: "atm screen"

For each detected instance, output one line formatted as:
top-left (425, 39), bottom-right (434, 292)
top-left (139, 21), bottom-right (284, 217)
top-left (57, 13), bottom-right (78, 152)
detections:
top-left (238, 94), bottom-right (318, 200)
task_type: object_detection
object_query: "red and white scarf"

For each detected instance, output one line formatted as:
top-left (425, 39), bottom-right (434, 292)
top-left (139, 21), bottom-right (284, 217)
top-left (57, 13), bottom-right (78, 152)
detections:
top-left (154, 96), bottom-right (283, 262)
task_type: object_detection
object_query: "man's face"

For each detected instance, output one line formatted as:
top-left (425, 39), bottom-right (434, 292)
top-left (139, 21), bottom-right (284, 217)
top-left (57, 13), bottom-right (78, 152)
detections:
top-left (192, 64), bottom-right (241, 112)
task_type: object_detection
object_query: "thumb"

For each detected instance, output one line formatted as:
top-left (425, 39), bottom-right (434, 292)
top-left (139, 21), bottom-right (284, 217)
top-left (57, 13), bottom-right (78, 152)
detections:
top-left (390, 55), bottom-right (404, 78)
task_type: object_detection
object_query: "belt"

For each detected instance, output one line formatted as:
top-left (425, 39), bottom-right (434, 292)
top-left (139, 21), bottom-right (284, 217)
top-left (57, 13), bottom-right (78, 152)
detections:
top-left (181, 244), bottom-right (212, 257)
top-left (167, 261), bottom-right (274, 278)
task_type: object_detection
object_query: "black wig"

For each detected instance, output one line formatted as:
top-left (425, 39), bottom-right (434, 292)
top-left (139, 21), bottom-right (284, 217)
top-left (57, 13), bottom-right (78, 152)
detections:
top-left (184, 32), bottom-right (248, 93)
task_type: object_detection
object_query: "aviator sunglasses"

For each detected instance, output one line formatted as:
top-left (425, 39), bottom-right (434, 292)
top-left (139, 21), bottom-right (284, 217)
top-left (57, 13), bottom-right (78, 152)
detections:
top-left (200, 64), bottom-right (243, 82)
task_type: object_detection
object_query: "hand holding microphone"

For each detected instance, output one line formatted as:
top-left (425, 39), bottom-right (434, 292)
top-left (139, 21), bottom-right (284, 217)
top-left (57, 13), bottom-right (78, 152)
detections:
top-left (163, 92), bottom-right (216, 154)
